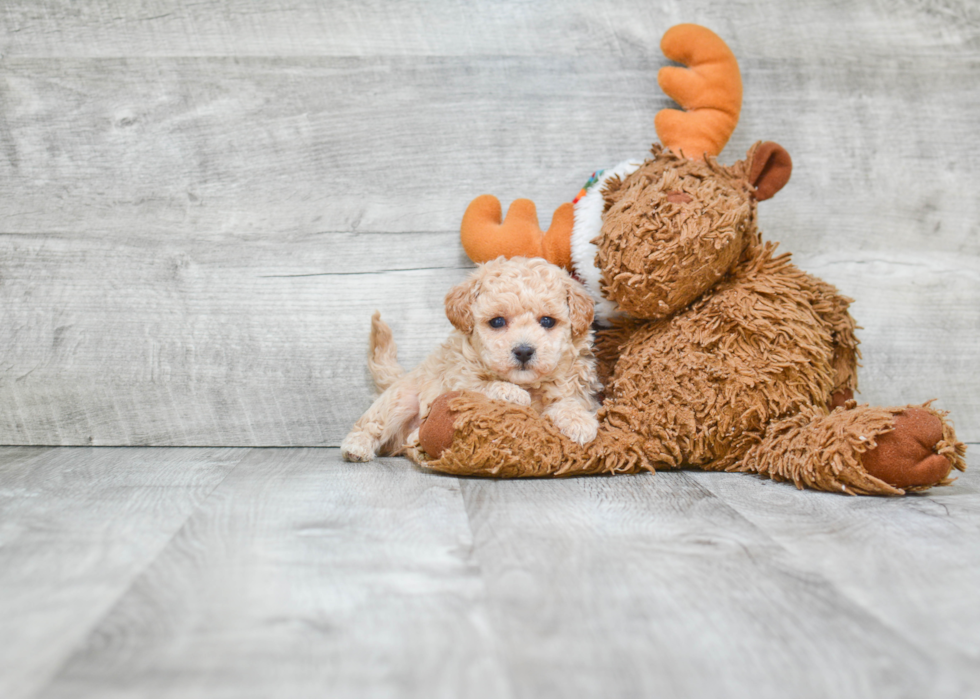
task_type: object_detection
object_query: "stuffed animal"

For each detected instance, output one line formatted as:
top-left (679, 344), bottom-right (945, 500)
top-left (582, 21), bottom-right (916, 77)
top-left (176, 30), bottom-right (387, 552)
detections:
top-left (415, 24), bottom-right (966, 495)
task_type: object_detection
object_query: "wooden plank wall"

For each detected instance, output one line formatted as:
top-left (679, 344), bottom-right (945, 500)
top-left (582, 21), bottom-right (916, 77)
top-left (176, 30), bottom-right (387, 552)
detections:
top-left (1, 1), bottom-right (977, 446)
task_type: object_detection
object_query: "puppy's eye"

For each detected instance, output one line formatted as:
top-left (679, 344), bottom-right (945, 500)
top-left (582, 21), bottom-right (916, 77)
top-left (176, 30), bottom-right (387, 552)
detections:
top-left (488, 316), bottom-right (507, 329)
top-left (539, 316), bottom-right (556, 329)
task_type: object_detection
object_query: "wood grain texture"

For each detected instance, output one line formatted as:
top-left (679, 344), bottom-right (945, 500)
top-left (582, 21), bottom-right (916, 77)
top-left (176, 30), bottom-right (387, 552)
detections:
top-left (0, 243), bottom-right (975, 445)
top-left (687, 462), bottom-right (980, 698)
top-left (0, 447), bottom-right (977, 698)
top-left (0, 0), bottom-right (977, 446)
top-left (800, 252), bottom-right (980, 433)
top-left (0, 55), bottom-right (662, 236)
top-left (0, 51), bottom-right (977, 250)
top-left (0, 231), bottom-right (471, 445)
top-left (0, 446), bottom-right (247, 699)
top-left (456, 470), bottom-right (979, 699)
top-left (33, 449), bottom-right (509, 699)
top-left (2, 0), bottom-right (977, 58)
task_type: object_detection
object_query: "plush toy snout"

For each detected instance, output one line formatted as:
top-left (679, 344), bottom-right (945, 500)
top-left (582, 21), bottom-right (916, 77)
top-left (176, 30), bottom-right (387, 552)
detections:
top-left (593, 149), bottom-right (754, 319)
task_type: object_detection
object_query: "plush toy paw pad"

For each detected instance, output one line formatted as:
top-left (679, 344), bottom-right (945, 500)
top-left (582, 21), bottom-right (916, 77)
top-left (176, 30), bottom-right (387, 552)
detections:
top-left (828, 388), bottom-right (854, 412)
top-left (861, 408), bottom-right (951, 490)
top-left (418, 392), bottom-right (461, 460)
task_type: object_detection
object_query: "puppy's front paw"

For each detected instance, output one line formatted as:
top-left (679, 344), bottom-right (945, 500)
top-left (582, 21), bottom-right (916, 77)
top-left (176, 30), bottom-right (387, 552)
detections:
top-left (341, 431), bottom-right (376, 462)
top-left (546, 405), bottom-right (599, 445)
top-left (484, 381), bottom-right (532, 406)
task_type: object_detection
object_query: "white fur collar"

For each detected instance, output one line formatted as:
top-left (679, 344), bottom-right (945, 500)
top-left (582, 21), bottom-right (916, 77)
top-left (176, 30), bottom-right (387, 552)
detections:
top-left (570, 160), bottom-right (642, 326)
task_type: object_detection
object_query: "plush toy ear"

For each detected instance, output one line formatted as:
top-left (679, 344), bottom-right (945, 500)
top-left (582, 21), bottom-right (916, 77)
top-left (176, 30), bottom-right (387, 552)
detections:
top-left (445, 274), bottom-right (479, 334)
top-left (748, 141), bottom-right (792, 201)
top-left (565, 277), bottom-right (595, 340)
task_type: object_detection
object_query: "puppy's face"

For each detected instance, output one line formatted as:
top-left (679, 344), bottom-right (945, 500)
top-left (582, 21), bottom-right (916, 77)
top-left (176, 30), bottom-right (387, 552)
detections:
top-left (445, 258), bottom-right (594, 385)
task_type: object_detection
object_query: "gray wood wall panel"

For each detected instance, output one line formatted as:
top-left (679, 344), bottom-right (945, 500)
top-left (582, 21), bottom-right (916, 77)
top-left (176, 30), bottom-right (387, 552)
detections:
top-left (3, 1), bottom-right (978, 59)
top-left (0, 232), bottom-right (470, 445)
top-left (0, 1), bottom-right (977, 445)
top-left (802, 252), bottom-right (979, 432)
top-left (0, 245), bottom-right (975, 446)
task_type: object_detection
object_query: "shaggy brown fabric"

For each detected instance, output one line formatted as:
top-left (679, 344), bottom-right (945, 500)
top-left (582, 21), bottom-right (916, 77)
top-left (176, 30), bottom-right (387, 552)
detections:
top-left (426, 392), bottom-right (650, 478)
top-left (592, 317), bottom-right (644, 390)
top-left (419, 142), bottom-right (966, 495)
top-left (797, 269), bottom-right (860, 395)
top-left (597, 146), bottom-right (756, 320)
top-left (742, 404), bottom-right (905, 495)
top-left (426, 238), bottom-right (875, 484)
top-left (417, 391), bottom-right (461, 460)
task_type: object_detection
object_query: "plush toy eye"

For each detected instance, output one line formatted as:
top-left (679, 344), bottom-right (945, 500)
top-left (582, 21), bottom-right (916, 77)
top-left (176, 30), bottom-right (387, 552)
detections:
top-left (539, 316), bottom-right (556, 328)
top-left (488, 316), bottom-right (507, 329)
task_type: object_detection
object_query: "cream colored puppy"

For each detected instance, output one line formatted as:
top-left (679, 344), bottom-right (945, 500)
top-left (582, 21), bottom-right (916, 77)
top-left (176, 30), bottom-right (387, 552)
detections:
top-left (341, 257), bottom-right (601, 463)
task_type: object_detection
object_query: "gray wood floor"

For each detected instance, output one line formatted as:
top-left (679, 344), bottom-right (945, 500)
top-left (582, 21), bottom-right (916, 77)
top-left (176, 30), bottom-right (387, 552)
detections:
top-left (0, 446), bottom-right (977, 699)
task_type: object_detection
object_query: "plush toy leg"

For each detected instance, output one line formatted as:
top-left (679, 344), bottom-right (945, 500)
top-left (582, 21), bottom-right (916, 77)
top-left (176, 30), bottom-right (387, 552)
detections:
top-left (417, 392), bottom-right (652, 477)
top-left (742, 404), bottom-right (966, 495)
top-left (419, 394), bottom-right (966, 494)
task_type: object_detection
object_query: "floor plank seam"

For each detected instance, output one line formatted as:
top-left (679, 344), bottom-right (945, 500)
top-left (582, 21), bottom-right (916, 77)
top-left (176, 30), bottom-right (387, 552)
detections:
top-left (687, 472), bottom-right (976, 672)
top-left (27, 447), bottom-right (254, 699)
top-left (454, 477), bottom-right (520, 699)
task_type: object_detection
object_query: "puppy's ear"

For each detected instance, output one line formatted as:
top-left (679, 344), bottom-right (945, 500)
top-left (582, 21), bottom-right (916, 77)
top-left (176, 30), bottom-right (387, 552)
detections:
top-left (565, 277), bottom-right (595, 340)
top-left (445, 275), bottom-right (479, 333)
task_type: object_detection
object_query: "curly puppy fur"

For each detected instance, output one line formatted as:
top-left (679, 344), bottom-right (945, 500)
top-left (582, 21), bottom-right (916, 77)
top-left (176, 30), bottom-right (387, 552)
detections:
top-left (341, 257), bottom-right (601, 463)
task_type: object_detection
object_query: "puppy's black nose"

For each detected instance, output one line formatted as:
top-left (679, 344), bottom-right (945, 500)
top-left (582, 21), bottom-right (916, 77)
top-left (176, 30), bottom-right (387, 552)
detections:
top-left (512, 344), bottom-right (535, 365)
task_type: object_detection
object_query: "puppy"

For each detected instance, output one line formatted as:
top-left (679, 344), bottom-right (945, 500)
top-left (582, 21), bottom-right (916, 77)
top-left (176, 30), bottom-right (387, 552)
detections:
top-left (341, 257), bottom-right (601, 462)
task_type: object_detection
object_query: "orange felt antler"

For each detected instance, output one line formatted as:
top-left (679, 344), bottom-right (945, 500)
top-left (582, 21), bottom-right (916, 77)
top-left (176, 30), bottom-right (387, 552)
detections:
top-left (460, 195), bottom-right (575, 270)
top-left (655, 24), bottom-right (742, 159)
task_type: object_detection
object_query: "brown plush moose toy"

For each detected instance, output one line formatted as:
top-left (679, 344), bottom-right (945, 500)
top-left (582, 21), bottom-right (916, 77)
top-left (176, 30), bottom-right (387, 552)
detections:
top-left (416, 24), bottom-right (966, 495)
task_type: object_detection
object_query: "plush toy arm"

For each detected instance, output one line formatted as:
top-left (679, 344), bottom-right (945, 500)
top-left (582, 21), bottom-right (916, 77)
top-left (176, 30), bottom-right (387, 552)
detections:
top-left (744, 404), bottom-right (965, 495)
top-left (460, 195), bottom-right (574, 271)
top-left (418, 391), bottom-right (653, 477)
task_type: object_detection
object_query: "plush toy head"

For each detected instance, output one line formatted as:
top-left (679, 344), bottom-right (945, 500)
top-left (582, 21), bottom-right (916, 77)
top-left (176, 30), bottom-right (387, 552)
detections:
top-left (595, 142), bottom-right (791, 319)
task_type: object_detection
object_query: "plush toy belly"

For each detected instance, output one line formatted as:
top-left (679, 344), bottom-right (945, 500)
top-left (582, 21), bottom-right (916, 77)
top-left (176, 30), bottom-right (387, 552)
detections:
top-left (602, 251), bottom-right (841, 468)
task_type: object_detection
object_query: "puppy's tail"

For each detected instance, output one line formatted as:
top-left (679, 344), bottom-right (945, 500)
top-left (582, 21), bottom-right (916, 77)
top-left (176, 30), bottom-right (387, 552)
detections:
top-left (368, 311), bottom-right (404, 393)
